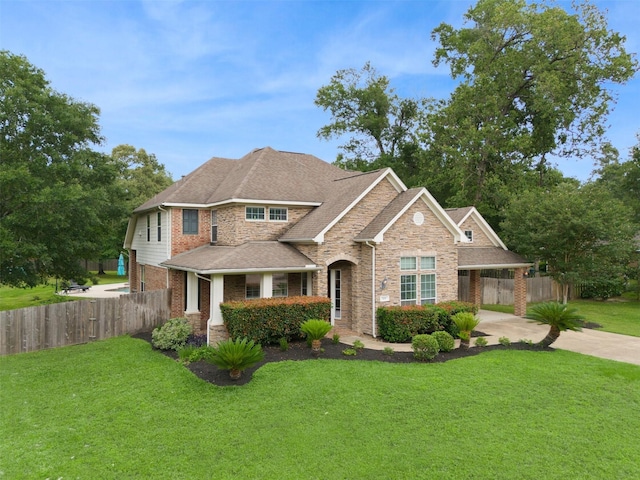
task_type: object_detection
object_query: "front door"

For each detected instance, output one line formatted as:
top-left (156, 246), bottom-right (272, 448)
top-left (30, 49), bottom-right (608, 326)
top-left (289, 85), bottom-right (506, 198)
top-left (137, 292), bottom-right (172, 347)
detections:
top-left (330, 269), bottom-right (341, 326)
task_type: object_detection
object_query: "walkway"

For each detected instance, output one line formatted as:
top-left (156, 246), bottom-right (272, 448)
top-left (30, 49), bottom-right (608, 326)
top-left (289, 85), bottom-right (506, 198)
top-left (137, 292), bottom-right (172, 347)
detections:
top-left (333, 310), bottom-right (640, 366)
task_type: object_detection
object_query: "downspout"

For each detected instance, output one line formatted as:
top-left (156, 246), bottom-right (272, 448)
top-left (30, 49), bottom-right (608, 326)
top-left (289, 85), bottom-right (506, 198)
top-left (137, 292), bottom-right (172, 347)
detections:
top-left (365, 242), bottom-right (377, 338)
top-left (196, 273), bottom-right (212, 345)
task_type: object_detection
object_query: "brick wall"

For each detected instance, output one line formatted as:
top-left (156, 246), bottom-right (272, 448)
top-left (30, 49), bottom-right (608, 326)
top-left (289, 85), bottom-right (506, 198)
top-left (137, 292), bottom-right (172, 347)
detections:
top-left (129, 250), bottom-right (138, 293)
top-left (171, 208), bottom-right (211, 256)
top-left (514, 267), bottom-right (527, 316)
top-left (169, 270), bottom-right (185, 318)
top-left (144, 264), bottom-right (167, 291)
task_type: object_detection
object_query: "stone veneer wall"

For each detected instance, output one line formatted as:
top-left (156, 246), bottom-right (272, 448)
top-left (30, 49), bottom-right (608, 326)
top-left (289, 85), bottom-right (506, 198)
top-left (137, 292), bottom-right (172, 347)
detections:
top-left (217, 205), bottom-right (314, 246)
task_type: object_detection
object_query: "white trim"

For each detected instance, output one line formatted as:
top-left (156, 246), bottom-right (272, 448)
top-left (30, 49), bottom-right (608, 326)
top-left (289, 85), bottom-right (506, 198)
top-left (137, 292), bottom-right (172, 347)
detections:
top-left (152, 198), bottom-right (322, 210)
top-left (457, 207), bottom-right (507, 250)
top-left (458, 263), bottom-right (532, 269)
top-left (161, 265), bottom-right (322, 275)
top-left (330, 269), bottom-right (342, 324)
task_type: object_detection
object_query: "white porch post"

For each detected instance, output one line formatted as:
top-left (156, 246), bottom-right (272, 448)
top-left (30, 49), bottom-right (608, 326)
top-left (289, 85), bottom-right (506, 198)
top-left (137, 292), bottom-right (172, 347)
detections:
top-left (306, 271), bottom-right (313, 296)
top-left (262, 273), bottom-right (273, 298)
top-left (185, 271), bottom-right (199, 314)
top-left (210, 274), bottom-right (224, 326)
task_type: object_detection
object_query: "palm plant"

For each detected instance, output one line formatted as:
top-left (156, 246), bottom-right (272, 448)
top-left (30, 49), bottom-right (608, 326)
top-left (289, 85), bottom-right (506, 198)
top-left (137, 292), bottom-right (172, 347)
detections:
top-left (207, 337), bottom-right (265, 380)
top-left (525, 302), bottom-right (583, 347)
top-left (452, 312), bottom-right (480, 349)
top-left (300, 319), bottom-right (332, 353)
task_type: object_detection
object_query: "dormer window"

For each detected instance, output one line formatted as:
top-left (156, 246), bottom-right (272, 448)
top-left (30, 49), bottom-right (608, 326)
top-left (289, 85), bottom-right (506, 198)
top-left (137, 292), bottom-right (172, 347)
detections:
top-left (246, 206), bottom-right (265, 220)
top-left (269, 207), bottom-right (288, 221)
top-left (464, 230), bottom-right (473, 242)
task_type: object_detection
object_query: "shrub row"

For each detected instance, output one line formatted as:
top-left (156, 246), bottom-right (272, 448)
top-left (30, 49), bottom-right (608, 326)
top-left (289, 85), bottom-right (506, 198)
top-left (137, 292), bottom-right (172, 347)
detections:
top-left (221, 296), bottom-right (331, 344)
top-left (377, 301), bottom-right (477, 343)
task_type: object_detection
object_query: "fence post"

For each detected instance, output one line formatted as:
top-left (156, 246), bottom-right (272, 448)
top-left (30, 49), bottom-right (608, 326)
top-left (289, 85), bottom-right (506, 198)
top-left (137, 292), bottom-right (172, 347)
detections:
top-left (89, 300), bottom-right (97, 340)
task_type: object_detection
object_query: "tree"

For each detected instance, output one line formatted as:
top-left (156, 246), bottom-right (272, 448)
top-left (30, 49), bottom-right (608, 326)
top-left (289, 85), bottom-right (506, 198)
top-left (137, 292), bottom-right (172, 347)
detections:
top-left (430, 0), bottom-right (637, 209)
top-left (315, 62), bottom-right (427, 170)
top-left (96, 145), bottom-right (174, 272)
top-left (525, 302), bottom-right (583, 347)
top-left (500, 182), bottom-right (636, 303)
top-left (0, 51), bottom-right (118, 287)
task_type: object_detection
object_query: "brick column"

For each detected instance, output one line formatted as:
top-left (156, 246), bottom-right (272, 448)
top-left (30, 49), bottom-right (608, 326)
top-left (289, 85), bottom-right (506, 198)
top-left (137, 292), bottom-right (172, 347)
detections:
top-left (514, 267), bottom-right (527, 317)
top-left (128, 250), bottom-right (138, 293)
top-left (468, 270), bottom-right (482, 308)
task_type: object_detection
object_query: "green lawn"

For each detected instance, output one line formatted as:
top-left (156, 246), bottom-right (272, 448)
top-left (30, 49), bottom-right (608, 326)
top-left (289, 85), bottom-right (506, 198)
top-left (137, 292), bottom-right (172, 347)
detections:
top-left (2, 337), bottom-right (639, 479)
top-left (482, 299), bottom-right (640, 337)
top-left (0, 271), bottom-right (127, 311)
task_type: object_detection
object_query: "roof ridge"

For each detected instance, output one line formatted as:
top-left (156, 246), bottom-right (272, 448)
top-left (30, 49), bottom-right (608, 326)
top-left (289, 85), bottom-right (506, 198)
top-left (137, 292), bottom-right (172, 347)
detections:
top-left (332, 168), bottom-right (387, 182)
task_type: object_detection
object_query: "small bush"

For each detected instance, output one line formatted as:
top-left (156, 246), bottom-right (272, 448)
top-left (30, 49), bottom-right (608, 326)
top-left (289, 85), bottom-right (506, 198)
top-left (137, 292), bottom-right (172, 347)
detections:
top-left (411, 334), bottom-right (440, 361)
top-left (474, 337), bottom-right (488, 347)
top-left (300, 319), bottom-right (332, 352)
top-left (279, 337), bottom-right (289, 351)
top-left (498, 336), bottom-right (511, 346)
top-left (332, 333), bottom-right (341, 344)
top-left (178, 345), bottom-right (215, 364)
top-left (151, 318), bottom-right (192, 351)
top-left (342, 348), bottom-right (357, 356)
top-left (383, 347), bottom-right (395, 356)
top-left (520, 338), bottom-right (534, 346)
top-left (580, 279), bottom-right (624, 300)
top-left (207, 337), bottom-right (265, 380)
top-left (431, 331), bottom-right (455, 352)
top-left (353, 339), bottom-right (365, 351)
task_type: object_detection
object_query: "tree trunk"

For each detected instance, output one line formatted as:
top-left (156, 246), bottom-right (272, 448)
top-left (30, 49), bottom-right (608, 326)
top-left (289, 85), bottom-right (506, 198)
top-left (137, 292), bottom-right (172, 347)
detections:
top-left (537, 325), bottom-right (560, 348)
top-left (98, 261), bottom-right (106, 275)
top-left (229, 369), bottom-right (242, 380)
top-left (311, 339), bottom-right (321, 352)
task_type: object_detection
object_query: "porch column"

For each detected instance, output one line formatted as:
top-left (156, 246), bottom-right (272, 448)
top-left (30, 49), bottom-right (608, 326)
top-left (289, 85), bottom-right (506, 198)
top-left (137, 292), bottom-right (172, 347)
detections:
top-left (208, 274), bottom-right (228, 345)
top-left (185, 272), bottom-right (199, 314)
top-left (514, 268), bottom-right (528, 317)
top-left (305, 271), bottom-right (313, 296)
top-left (469, 270), bottom-right (482, 308)
top-left (262, 274), bottom-right (273, 298)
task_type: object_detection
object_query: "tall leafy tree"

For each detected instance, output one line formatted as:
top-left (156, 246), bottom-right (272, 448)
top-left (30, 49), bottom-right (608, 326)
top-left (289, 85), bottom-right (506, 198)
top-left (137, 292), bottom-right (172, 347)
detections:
top-left (501, 182), bottom-right (636, 303)
top-left (315, 62), bottom-right (427, 172)
top-left (97, 144), bottom-right (173, 271)
top-left (0, 51), bottom-right (118, 287)
top-left (430, 0), bottom-right (637, 211)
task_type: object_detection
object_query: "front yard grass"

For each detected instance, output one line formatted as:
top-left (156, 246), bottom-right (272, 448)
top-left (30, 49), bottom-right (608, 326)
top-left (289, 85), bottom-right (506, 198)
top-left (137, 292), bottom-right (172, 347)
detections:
top-left (482, 299), bottom-right (640, 337)
top-left (2, 336), bottom-right (639, 479)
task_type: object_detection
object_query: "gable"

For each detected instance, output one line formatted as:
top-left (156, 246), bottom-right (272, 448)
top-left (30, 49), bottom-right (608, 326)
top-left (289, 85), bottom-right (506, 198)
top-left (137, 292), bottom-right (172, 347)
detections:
top-left (445, 207), bottom-right (506, 249)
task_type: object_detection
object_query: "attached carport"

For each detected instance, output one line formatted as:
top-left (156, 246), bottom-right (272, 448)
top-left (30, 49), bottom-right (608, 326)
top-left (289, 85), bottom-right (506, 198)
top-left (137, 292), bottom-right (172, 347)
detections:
top-left (458, 247), bottom-right (533, 316)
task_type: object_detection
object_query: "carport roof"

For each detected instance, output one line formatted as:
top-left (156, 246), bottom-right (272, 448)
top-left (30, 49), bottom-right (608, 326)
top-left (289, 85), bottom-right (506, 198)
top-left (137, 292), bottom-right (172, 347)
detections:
top-left (458, 247), bottom-right (531, 270)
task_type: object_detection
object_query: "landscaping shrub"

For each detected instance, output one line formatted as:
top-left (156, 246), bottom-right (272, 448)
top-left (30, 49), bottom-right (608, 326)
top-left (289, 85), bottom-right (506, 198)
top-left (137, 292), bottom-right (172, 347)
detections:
top-left (474, 337), bottom-right (488, 347)
top-left (221, 296), bottom-right (331, 344)
top-left (498, 336), bottom-right (511, 346)
top-left (452, 312), bottom-right (480, 349)
top-left (377, 305), bottom-right (446, 342)
top-left (300, 319), bottom-right (332, 352)
top-left (383, 346), bottom-right (395, 356)
top-left (411, 334), bottom-right (440, 361)
top-left (431, 331), bottom-right (455, 352)
top-left (580, 279), bottom-right (625, 300)
top-left (207, 337), bottom-right (265, 380)
top-left (436, 301), bottom-right (477, 337)
top-left (178, 345), bottom-right (215, 364)
top-left (342, 348), bottom-right (357, 356)
top-left (151, 317), bottom-right (192, 351)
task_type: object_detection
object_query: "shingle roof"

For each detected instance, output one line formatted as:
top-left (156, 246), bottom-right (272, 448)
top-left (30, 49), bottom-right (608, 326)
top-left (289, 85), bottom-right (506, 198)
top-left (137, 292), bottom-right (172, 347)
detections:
top-left (445, 207), bottom-right (473, 224)
top-left (160, 241), bottom-right (318, 273)
top-left (457, 247), bottom-right (531, 269)
top-left (134, 147), bottom-right (354, 213)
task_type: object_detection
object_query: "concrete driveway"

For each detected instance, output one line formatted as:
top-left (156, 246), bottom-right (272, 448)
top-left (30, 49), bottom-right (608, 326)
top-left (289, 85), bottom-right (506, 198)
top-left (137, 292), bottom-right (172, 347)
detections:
top-left (478, 310), bottom-right (640, 366)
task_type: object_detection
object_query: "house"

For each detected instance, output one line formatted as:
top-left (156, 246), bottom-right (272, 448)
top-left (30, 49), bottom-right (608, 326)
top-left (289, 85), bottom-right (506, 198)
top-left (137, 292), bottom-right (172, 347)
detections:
top-left (124, 147), bottom-right (530, 343)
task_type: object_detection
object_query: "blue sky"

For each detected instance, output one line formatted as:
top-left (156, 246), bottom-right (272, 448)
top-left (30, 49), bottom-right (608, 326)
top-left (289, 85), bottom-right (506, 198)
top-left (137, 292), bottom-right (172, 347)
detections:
top-left (1, 0), bottom-right (638, 182)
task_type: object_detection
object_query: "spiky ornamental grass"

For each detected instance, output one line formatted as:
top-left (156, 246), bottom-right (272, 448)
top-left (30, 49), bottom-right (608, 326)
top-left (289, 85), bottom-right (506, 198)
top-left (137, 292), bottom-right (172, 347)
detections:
top-left (300, 319), bottom-right (332, 352)
top-left (525, 302), bottom-right (584, 347)
top-left (452, 312), bottom-right (480, 349)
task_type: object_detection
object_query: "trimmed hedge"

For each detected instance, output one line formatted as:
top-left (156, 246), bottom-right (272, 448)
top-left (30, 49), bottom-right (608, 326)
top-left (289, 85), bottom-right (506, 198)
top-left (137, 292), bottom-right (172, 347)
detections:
top-left (377, 301), bottom-right (478, 343)
top-left (221, 296), bottom-right (331, 345)
top-left (377, 305), bottom-right (446, 343)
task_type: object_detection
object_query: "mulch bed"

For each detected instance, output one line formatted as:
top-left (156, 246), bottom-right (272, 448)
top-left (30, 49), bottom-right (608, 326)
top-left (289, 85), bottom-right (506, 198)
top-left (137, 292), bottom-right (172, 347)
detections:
top-left (132, 331), bottom-right (552, 387)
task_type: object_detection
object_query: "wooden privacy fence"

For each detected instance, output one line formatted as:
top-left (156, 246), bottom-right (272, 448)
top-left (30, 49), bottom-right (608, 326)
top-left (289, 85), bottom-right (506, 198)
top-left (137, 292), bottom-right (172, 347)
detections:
top-left (0, 289), bottom-right (171, 356)
top-left (458, 276), bottom-right (554, 304)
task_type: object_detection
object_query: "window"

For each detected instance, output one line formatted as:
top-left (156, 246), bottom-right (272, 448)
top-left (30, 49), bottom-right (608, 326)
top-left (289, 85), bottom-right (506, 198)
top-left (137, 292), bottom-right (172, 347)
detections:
top-left (183, 209), bottom-right (199, 234)
top-left (400, 275), bottom-right (417, 306)
top-left (245, 274), bottom-right (260, 299)
top-left (420, 256), bottom-right (435, 270)
top-left (146, 215), bottom-right (151, 242)
top-left (246, 206), bottom-right (265, 220)
top-left (465, 230), bottom-right (473, 242)
top-left (140, 265), bottom-right (145, 292)
top-left (211, 210), bottom-right (218, 243)
top-left (272, 273), bottom-right (288, 297)
top-left (157, 212), bottom-right (162, 241)
top-left (269, 207), bottom-right (288, 221)
top-left (400, 257), bottom-right (417, 270)
top-left (400, 255), bottom-right (437, 304)
top-left (421, 274), bottom-right (436, 305)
